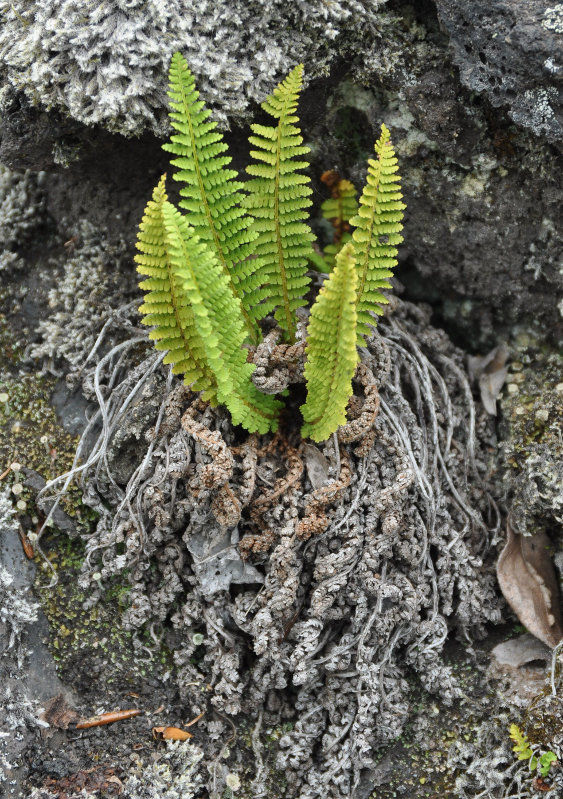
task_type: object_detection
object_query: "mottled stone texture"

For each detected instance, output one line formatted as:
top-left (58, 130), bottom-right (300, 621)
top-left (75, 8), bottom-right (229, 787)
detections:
top-left (0, 1), bottom-right (562, 342)
top-left (435, 0), bottom-right (563, 141)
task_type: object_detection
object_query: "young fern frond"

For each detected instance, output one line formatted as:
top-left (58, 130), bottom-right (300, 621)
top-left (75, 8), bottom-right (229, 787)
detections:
top-left (301, 243), bottom-right (359, 442)
top-left (160, 202), bottom-right (282, 435)
top-left (135, 176), bottom-right (217, 403)
top-left (163, 52), bottom-right (260, 342)
top-left (321, 176), bottom-right (358, 269)
top-left (350, 123), bottom-right (405, 345)
top-left (244, 63), bottom-right (314, 342)
top-left (322, 178), bottom-right (358, 231)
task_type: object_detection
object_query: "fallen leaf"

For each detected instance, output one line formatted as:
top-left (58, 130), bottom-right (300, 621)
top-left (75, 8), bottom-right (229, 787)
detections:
top-left (76, 709), bottom-right (141, 729)
top-left (153, 726), bottom-right (193, 741)
top-left (41, 694), bottom-right (81, 729)
top-left (497, 523), bottom-right (563, 649)
top-left (18, 524), bottom-right (35, 559)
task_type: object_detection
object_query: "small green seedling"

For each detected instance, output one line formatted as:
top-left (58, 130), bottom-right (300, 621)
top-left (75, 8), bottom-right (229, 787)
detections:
top-left (509, 723), bottom-right (558, 777)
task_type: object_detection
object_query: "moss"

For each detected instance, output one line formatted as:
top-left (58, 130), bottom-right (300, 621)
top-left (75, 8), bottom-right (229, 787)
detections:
top-left (35, 529), bottom-right (170, 686)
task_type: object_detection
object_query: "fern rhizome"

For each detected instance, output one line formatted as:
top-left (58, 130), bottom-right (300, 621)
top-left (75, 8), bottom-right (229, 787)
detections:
top-left (135, 52), bottom-right (405, 442)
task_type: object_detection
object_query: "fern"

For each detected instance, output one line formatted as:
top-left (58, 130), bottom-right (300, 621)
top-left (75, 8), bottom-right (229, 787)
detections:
top-left (135, 176), bottom-right (217, 402)
top-left (509, 724), bottom-right (534, 761)
top-left (509, 724), bottom-right (558, 777)
top-left (350, 123), bottom-right (405, 345)
top-left (320, 172), bottom-right (358, 269)
top-left (159, 201), bottom-right (282, 434)
top-left (136, 56), bottom-right (406, 442)
top-left (321, 175), bottom-right (358, 269)
top-left (163, 52), bottom-right (260, 343)
top-left (301, 243), bottom-right (359, 442)
top-left (244, 63), bottom-right (314, 342)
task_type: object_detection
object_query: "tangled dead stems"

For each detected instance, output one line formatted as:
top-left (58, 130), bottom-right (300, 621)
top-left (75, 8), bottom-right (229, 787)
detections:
top-left (33, 298), bottom-right (502, 799)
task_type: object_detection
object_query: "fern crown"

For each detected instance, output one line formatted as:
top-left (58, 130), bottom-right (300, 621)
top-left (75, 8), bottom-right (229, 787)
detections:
top-left (135, 53), bottom-right (405, 440)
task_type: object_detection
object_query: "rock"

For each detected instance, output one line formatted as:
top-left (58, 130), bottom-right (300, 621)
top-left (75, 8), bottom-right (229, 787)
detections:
top-left (0, 487), bottom-right (71, 795)
top-left (500, 332), bottom-right (563, 538)
top-left (0, 0), bottom-right (406, 137)
top-left (0, 2), bottom-right (561, 343)
top-left (491, 633), bottom-right (551, 668)
top-left (184, 525), bottom-right (264, 598)
top-left (435, 0), bottom-right (563, 143)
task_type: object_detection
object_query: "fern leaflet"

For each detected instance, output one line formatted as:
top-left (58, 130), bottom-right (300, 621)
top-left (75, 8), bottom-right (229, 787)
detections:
top-left (321, 175), bottom-right (358, 269)
top-left (244, 63), bottom-right (314, 341)
top-left (135, 176), bottom-right (217, 402)
top-left (160, 201), bottom-right (282, 434)
top-left (163, 52), bottom-right (260, 342)
top-left (301, 242), bottom-right (359, 442)
top-left (350, 123), bottom-right (405, 345)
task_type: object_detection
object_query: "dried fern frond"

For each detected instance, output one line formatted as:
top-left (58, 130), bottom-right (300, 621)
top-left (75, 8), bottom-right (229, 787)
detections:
top-left (244, 63), bottom-right (314, 341)
top-left (163, 52), bottom-right (260, 342)
top-left (301, 242), bottom-right (359, 442)
top-left (135, 176), bottom-right (217, 403)
top-left (350, 123), bottom-right (405, 345)
top-left (160, 201), bottom-right (282, 434)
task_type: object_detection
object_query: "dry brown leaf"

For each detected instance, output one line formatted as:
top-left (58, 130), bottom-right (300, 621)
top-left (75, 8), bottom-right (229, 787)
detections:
top-left (41, 694), bottom-right (81, 729)
top-left (75, 709), bottom-right (141, 729)
top-left (152, 726), bottom-right (193, 741)
top-left (497, 523), bottom-right (563, 649)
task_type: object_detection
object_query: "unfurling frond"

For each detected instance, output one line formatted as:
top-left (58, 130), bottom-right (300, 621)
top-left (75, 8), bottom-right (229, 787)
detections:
top-left (301, 243), bottom-right (359, 442)
top-left (244, 63), bottom-right (314, 341)
top-left (350, 123), bottom-right (405, 345)
top-left (159, 202), bottom-right (282, 434)
top-left (135, 176), bottom-right (217, 403)
top-left (163, 52), bottom-right (260, 342)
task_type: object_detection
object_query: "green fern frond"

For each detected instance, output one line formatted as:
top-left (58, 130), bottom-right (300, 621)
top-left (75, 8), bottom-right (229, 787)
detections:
top-left (135, 175), bottom-right (217, 403)
top-left (509, 725), bottom-right (533, 759)
top-left (163, 52), bottom-right (260, 343)
top-left (350, 123), bottom-right (405, 345)
top-left (160, 201), bottom-right (282, 434)
top-left (322, 178), bottom-right (358, 225)
top-left (323, 232), bottom-right (353, 270)
top-left (321, 177), bottom-right (358, 269)
top-left (244, 63), bottom-right (314, 341)
top-left (301, 243), bottom-right (359, 442)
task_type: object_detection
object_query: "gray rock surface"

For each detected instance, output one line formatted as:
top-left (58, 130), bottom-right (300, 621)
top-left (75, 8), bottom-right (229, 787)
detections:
top-left (1, 1), bottom-right (561, 342)
top-left (0, 488), bottom-right (70, 796)
top-left (435, 0), bottom-right (563, 142)
top-left (0, 0), bottom-right (400, 136)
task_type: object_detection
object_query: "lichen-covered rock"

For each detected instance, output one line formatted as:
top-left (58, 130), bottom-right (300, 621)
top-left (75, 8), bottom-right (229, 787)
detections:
top-left (1, 2), bottom-right (562, 341)
top-left (28, 218), bottom-right (131, 370)
top-left (435, 0), bottom-right (563, 142)
top-left (500, 331), bottom-right (563, 538)
top-left (0, 164), bottom-right (46, 271)
top-left (313, 66), bottom-right (563, 347)
top-left (0, 0), bottom-right (400, 137)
